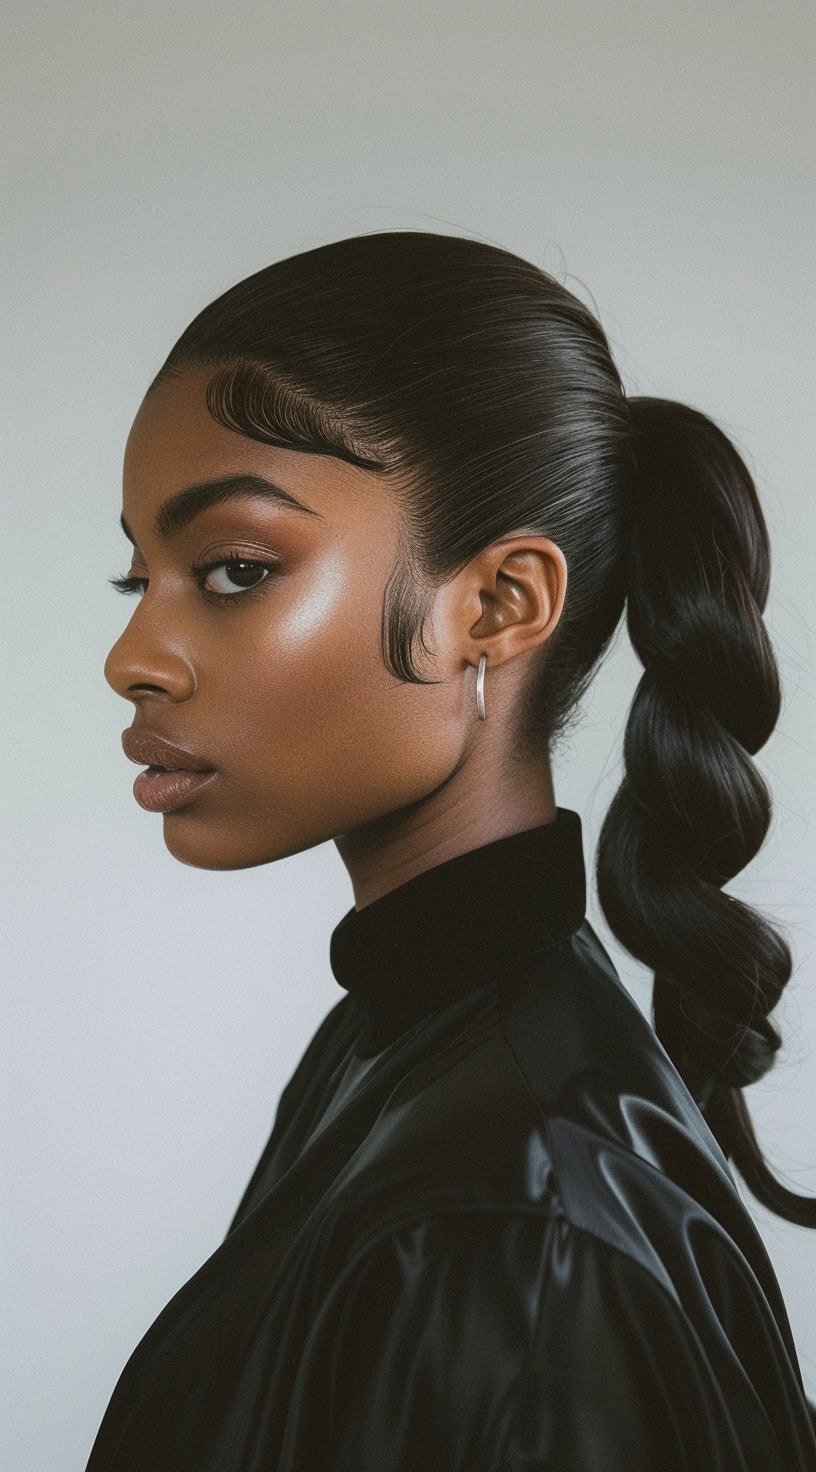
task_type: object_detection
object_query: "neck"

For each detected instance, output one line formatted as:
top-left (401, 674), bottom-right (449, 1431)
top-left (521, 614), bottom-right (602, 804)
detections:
top-left (329, 805), bottom-right (586, 1058)
top-left (334, 745), bottom-right (556, 911)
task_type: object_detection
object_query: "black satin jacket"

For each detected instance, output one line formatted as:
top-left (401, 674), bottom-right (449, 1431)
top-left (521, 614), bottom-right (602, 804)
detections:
top-left (85, 807), bottom-right (816, 1470)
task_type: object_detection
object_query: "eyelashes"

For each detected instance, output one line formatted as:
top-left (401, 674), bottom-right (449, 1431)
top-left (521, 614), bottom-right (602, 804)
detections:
top-left (108, 552), bottom-right (281, 606)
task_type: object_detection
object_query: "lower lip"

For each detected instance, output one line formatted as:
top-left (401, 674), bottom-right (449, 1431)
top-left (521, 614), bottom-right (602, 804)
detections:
top-left (132, 766), bottom-right (218, 813)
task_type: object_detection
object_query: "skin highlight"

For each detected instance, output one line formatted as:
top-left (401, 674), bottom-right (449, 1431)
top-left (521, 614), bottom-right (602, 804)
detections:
top-left (104, 367), bottom-right (568, 909)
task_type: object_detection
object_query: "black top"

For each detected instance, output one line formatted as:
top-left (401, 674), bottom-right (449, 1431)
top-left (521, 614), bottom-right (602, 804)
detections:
top-left (85, 807), bottom-right (816, 1471)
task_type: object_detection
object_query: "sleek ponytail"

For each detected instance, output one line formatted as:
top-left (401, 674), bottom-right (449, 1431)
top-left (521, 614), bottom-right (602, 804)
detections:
top-left (146, 228), bottom-right (814, 1229)
top-left (597, 396), bottom-right (816, 1226)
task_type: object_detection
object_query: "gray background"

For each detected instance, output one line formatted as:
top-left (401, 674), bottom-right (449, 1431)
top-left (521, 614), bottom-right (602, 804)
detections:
top-left (3, 2), bottom-right (815, 1467)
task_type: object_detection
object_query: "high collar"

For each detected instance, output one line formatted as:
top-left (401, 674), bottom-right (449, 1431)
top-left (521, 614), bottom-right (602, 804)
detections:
top-left (329, 806), bottom-right (587, 1057)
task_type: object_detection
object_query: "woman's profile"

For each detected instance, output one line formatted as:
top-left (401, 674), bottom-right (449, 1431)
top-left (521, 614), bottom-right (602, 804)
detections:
top-left (88, 229), bottom-right (816, 1469)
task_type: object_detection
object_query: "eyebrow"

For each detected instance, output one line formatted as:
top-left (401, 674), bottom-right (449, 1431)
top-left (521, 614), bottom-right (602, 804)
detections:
top-left (119, 472), bottom-right (324, 547)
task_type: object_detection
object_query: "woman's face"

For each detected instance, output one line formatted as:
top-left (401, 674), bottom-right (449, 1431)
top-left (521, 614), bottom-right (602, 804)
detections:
top-left (104, 367), bottom-right (477, 874)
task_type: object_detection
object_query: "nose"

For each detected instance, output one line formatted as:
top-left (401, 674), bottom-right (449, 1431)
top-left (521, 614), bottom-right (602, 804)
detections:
top-left (104, 623), bottom-right (197, 702)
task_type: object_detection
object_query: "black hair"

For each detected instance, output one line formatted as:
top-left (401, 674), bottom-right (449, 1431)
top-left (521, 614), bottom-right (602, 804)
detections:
top-left (148, 228), bottom-right (815, 1231)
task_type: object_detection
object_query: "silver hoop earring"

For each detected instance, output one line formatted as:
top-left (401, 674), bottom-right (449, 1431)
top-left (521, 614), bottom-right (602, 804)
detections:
top-left (476, 652), bottom-right (487, 720)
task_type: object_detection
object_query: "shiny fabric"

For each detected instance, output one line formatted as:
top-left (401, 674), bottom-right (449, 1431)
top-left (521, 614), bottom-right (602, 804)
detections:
top-left (85, 807), bottom-right (816, 1470)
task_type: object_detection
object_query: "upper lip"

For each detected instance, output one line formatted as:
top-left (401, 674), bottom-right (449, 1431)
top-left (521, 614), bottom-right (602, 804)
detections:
top-left (121, 728), bottom-right (216, 772)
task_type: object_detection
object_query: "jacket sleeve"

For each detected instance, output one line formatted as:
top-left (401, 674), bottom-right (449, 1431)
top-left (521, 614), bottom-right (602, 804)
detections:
top-left (324, 1209), bottom-right (811, 1472)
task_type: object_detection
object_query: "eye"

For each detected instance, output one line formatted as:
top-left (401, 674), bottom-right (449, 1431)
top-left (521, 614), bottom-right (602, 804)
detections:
top-left (108, 552), bottom-right (281, 605)
top-left (197, 558), bottom-right (273, 597)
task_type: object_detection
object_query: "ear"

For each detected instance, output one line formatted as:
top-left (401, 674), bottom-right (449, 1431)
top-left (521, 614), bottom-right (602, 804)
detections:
top-left (460, 534), bottom-right (568, 671)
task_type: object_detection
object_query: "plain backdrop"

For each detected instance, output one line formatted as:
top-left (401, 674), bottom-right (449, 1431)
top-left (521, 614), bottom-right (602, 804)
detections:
top-left (3, 2), bottom-right (815, 1468)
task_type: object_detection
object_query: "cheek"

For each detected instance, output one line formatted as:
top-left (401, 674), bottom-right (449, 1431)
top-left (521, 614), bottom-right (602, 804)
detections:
top-left (229, 558), bottom-right (387, 739)
top-left (212, 553), bottom-right (460, 805)
top-left (274, 556), bottom-right (346, 648)
top-left (275, 556), bottom-right (378, 708)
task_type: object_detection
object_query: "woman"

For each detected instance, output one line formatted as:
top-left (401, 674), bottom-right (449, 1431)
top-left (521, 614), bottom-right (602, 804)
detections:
top-left (89, 230), bottom-right (816, 1470)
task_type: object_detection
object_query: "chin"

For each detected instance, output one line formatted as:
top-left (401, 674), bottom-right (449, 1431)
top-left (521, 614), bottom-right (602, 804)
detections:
top-left (160, 823), bottom-right (279, 872)
top-left (160, 816), bottom-right (319, 872)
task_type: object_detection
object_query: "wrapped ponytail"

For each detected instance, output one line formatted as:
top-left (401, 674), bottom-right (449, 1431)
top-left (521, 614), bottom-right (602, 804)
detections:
top-left (596, 395), bottom-right (816, 1228)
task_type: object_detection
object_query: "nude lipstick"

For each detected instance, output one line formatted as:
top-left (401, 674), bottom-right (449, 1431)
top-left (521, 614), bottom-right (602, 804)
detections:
top-left (121, 728), bottom-right (218, 813)
top-left (132, 766), bottom-right (218, 813)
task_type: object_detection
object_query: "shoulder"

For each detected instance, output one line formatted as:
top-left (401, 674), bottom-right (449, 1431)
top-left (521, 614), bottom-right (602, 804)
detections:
top-left (324, 1205), bottom-right (807, 1471)
top-left (331, 918), bottom-right (802, 1364)
top-left (493, 922), bottom-right (795, 1306)
top-left (350, 920), bottom-right (746, 1243)
top-left (295, 929), bottom-right (816, 1465)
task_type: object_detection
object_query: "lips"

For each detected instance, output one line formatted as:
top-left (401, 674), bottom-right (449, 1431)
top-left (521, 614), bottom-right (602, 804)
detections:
top-left (121, 728), bottom-right (216, 773)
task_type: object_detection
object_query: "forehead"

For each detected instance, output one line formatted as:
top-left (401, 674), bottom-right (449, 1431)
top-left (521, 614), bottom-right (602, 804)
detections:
top-left (123, 367), bottom-right (398, 533)
top-left (120, 368), bottom-right (403, 553)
